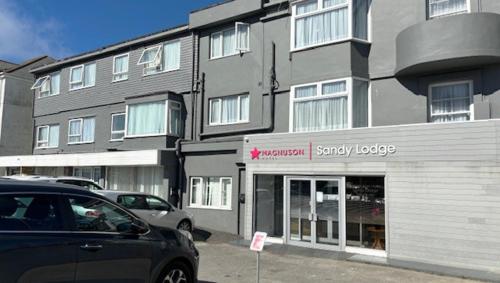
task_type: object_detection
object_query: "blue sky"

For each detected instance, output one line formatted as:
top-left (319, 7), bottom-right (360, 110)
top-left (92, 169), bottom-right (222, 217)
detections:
top-left (0, 0), bottom-right (221, 63)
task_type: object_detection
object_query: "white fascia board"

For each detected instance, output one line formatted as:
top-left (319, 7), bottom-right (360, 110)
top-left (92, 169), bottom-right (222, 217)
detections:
top-left (0, 150), bottom-right (162, 167)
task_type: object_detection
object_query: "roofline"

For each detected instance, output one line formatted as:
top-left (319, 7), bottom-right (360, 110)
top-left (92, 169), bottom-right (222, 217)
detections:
top-left (6, 56), bottom-right (50, 73)
top-left (31, 24), bottom-right (190, 74)
top-left (190, 0), bottom-right (234, 14)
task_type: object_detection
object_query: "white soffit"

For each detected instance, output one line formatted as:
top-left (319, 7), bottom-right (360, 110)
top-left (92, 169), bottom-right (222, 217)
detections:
top-left (0, 150), bottom-right (161, 167)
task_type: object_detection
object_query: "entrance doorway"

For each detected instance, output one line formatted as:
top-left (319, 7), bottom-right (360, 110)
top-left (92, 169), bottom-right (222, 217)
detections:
top-left (287, 177), bottom-right (342, 249)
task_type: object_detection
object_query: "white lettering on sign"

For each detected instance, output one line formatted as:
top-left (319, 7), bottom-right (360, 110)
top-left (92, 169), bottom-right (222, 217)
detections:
top-left (317, 144), bottom-right (396, 157)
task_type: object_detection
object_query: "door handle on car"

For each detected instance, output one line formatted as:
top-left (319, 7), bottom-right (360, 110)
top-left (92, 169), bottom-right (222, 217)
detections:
top-left (80, 243), bottom-right (103, 251)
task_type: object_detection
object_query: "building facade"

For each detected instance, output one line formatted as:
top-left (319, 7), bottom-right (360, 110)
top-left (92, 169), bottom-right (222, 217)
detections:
top-left (0, 0), bottom-right (499, 279)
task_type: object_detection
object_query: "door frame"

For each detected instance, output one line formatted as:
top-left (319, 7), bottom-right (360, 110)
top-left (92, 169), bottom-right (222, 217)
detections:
top-left (285, 176), bottom-right (346, 251)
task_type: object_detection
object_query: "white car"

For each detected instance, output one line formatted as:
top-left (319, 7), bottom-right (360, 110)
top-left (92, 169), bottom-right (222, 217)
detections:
top-left (98, 190), bottom-right (195, 232)
top-left (2, 175), bottom-right (103, 191)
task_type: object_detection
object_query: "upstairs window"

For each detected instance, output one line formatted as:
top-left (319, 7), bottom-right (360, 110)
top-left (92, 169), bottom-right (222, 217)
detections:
top-left (291, 78), bottom-right (368, 132)
top-left (137, 40), bottom-right (181, 76)
top-left (69, 63), bottom-right (96, 90)
top-left (428, 0), bottom-right (468, 18)
top-left (36, 124), bottom-right (59, 148)
top-left (169, 102), bottom-right (183, 136)
top-left (429, 81), bottom-right (473, 123)
top-left (32, 72), bottom-right (60, 98)
top-left (210, 22), bottom-right (250, 59)
top-left (209, 94), bottom-right (249, 125)
top-left (110, 113), bottom-right (125, 141)
top-left (292, 0), bottom-right (370, 50)
top-left (126, 100), bottom-right (183, 137)
top-left (113, 54), bottom-right (129, 82)
top-left (68, 117), bottom-right (95, 144)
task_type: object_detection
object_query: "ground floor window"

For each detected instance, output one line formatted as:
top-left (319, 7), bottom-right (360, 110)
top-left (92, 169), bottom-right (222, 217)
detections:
top-left (189, 177), bottom-right (232, 210)
top-left (254, 175), bottom-right (284, 237)
top-left (345, 176), bottom-right (385, 250)
top-left (73, 167), bottom-right (101, 183)
top-left (429, 81), bottom-right (472, 123)
top-left (106, 166), bottom-right (166, 199)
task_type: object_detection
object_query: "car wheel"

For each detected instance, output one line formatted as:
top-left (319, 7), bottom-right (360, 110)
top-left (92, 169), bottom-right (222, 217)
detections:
top-left (177, 220), bottom-right (192, 232)
top-left (160, 261), bottom-right (193, 283)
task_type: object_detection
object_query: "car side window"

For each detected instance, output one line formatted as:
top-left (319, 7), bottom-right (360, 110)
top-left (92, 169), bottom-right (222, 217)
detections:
top-left (80, 181), bottom-right (101, 191)
top-left (58, 180), bottom-right (83, 187)
top-left (146, 196), bottom-right (172, 211)
top-left (117, 195), bottom-right (149, 210)
top-left (0, 194), bottom-right (63, 231)
top-left (67, 196), bottom-right (134, 233)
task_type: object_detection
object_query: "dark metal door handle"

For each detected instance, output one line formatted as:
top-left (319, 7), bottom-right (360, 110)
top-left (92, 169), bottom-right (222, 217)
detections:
top-left (80, 244), bottom-right (103, 251)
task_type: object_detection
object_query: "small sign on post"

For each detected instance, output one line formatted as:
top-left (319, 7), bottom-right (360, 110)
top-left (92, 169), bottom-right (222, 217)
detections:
top-left (250, 232), bottom-right (267, 283)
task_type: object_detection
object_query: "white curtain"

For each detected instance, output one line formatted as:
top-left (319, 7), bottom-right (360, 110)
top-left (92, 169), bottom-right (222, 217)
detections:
top-left (236, 23), bottom-right (250, 51)
top-left (210, 99), bottom-right (221, 124)
top-left (352, 80), bottom-right (368, 128)
top-left (222, 29), bottom-right (236, 56)
top-left (211, 33), bottom-right (222, 58)
top-left (50, 73), bottom-right (60, 94)
top-left (107, 167), bottom-right (135, 191)
top-left (82, 118), bottom-right (95, 142)
top-left (49, 125), bottom-right (59, 147)
top-left (38, 127), bottom-right (48, 146)
top-left (294, 96), bottom-right (347, 132)
top-left (127, 101), bottom-right (166, 135)
top-left (69, 120), bottom-right (81, 143)
top-left (429, 0), bottom-right (467, 17)
top-left (322, 81), bottom-right (346, 94)
top-left (107, 167), bottom-right (166, 198)
top-left (296, 85), bottom-right (317, 98)
top-left (297, 0), bottom-right (317, 15)
top-left (114, 56), bottom-right (128, 80)
top-left (295, 7), bottom-right (348, 48)
top-left (221, 179), bottom-right (231, 207)
top-left (164, 41), bottom-right (181, 71)
top-left (70, 67), bottom-right (82, 83)
top-left (353, 0), bottom-right (369, 40)
top-left (324, 0), bottom-right (347, 8)
top-left (191, 178), bottom-right (202, 205)
top-left (240, 95), bottom-right (249, 121)
top-left (431, 83), bottom-right (470, 122)
top-left (206, 177), bottom-right (221, 207)
top-left (221, 96), bottom-right (238, 123)
top-left (84, 63), bottom-right (96, 86)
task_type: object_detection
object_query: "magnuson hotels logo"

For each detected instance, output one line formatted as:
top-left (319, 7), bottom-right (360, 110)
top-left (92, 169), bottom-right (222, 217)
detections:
top-left (250, 145), bottom-right (309, 160)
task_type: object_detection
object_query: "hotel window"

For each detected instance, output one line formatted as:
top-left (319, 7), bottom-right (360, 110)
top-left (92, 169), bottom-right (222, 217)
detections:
top-left (210, 22), bottom-right (250, 59)
top-left (428, 0), bottom-right (468, 19)
top-left (291, 78), bottom-right (368, 132)
top-left (169, 101), bottom-right (183, 136)
top-left (68, 117), bottom-right (95, 144)
top-left (291, 0), bottom-right (370, 50)
top-left (36, 125), bottom-right (59, 148)
top-left (190, 177), bottom-right (232, 210)
top-left (112, 54), bottom-right (129, 82)
top-left (73, 167), bottom-right (101, 183)
top-left (69, 63), bottom-right (96, 90)
top-left (31, 72), bottom-right (60, 98)
top-left (209, 94), bottom-right (249, 125)
top-left (429, 81), bottom-right (473, 123)
top-left (137, 40), bottom-right (181, 76)
top-left (110, 113), bottom-right (125, 141)
top-left (126, 100), bottom-right (183, 137)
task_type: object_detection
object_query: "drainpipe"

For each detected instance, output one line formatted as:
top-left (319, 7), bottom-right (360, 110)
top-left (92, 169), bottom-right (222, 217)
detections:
top-left (175, 138), bottom-right (185, 209)
top-left (199, 41), bottom-right (278, 139)
top-left (198, 73), bottom-right (206, 140)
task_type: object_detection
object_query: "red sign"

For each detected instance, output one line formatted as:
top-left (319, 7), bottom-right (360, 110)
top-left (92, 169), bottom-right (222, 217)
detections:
top-left (250, 232), bottom-right (267, 252)
top-left (250, 146), bottom-right (307, 160)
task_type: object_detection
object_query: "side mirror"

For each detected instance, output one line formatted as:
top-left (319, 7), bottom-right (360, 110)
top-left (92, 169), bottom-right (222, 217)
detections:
top-left (129, 218), bottom-right (149, 234)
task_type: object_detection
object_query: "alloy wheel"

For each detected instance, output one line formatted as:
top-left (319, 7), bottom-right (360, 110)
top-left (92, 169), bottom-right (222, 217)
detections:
top-left (163, 268), bottom-right (187, 283)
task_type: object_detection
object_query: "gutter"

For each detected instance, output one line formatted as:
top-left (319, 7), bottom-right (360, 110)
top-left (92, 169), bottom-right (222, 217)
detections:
top-left (198, 41), bottom-right (278, 139)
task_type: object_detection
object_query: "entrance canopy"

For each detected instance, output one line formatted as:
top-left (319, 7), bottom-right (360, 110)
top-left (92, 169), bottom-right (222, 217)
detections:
top-left (0, 150), bottom-right (163, 167)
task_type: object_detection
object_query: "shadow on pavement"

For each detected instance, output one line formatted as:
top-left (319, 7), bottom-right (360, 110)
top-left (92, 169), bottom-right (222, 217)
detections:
top-left (192, 228), bottom-right (212, 242)
top-left (192, 227), bottom-right (243, 244)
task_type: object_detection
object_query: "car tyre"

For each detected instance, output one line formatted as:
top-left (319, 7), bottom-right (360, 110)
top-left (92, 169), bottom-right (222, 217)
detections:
top-left (177, 220), bottom-right (192, 232)
top-left (159, 261), bottom-right (194, 283)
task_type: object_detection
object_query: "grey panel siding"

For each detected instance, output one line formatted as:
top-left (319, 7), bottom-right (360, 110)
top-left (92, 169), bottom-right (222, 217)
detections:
top-left (189, 0), bottom-right (262, 29)
top-left (182, 149), bottom-right (243, 234)
top-left (33, 102), bottom-right (178, 155)
top-left (34, 34), bottom-right (193, 117)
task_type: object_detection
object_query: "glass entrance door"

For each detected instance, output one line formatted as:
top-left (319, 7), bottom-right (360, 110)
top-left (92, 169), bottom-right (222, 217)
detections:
top-left (287, 177), bottom-right (342, 249)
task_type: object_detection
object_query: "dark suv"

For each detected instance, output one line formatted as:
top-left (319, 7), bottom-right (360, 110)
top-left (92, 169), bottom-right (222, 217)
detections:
top-left (0, 180), bottom-right (199, 283)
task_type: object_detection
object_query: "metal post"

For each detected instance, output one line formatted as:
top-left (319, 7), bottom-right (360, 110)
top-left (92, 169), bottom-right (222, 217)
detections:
top-left (256, 251), bottom-right (260, 283)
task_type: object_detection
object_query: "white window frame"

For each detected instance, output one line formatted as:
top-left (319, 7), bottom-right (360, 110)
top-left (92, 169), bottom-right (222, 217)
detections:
top-left (31, 76), bottom-right (49, 90)
top-left (428, 80), bottom-right (474, 123)
top-left (35, 124), bottom-right (59, 149)
top-left (137, 40), bottom-right (181, 76)
top-left (189, 177), bottom-right (232, 210)
top-left (235, 22), bottom-right (250, 52)
top-left (428, 0), bottom-right (470, 19)
top-left (69, 63), bottom-right (96, 91)
top-left (290, 0), bottom-right (372, 52)
top-left (112, 53), bottom-right (129, 82)
top-left (124, 100), bottom-right (168, 138)
top-left (210, 22), bottom-right (251, 60)
top-left (289, 77), bottom-right (370, 133)
top-left (32, 73), bottom-right (60, 98)
top-left (68, 117), bottom-right (95, 145)
top-left (209, 94), bottom-right (250, 126)
top-left (168, 101), bottom-right (183, 136)
top-left (110, 113), bottom-right (126, 141)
